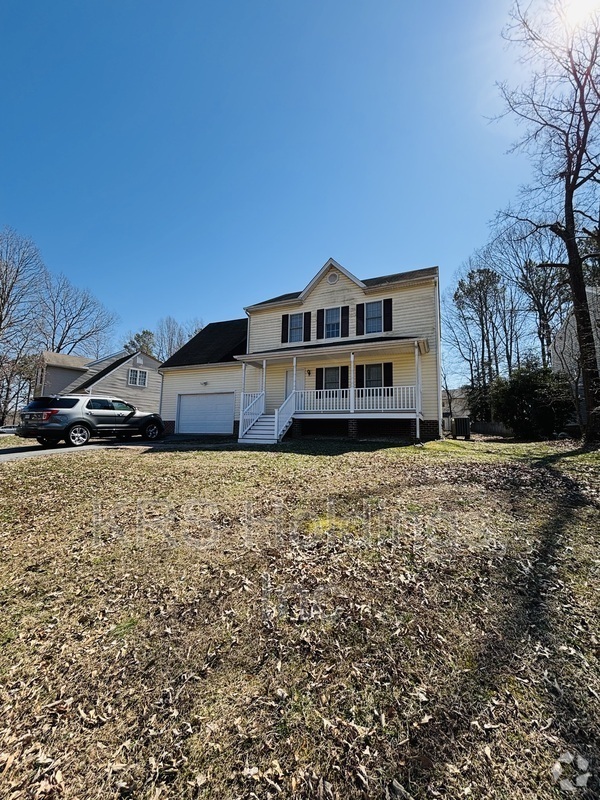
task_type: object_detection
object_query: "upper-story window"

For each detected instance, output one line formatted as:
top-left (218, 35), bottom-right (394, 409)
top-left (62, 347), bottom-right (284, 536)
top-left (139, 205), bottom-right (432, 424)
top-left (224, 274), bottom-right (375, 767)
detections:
top-left (365, 301), bottom-right (383, 334)
top-left (281, 311), bottom-right (311, 344)
top-left (128, 368), bottom-right (147, 387)
top-left (289, 313), bottom-right (303, 342)
top-left (325, 307), bottom-right (340, 338)
top-left (316, 306), bottom-right (349, 339)
top-left (356, 298), bottom-right (393, 335)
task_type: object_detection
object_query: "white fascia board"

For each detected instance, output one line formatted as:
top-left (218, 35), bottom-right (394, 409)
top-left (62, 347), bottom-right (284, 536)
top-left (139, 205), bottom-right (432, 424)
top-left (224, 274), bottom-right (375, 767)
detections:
top-left (234, 337), bottom-right (429, 364)
top-left (298, 258), bottom-right (366, 300)
top-left (159, 362), bottom-right (243, 374)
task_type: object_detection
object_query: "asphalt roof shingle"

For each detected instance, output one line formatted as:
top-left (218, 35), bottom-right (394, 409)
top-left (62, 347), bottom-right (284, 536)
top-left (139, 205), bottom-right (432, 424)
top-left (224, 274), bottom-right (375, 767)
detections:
top-left (160, 319), bottom-right (248, 369)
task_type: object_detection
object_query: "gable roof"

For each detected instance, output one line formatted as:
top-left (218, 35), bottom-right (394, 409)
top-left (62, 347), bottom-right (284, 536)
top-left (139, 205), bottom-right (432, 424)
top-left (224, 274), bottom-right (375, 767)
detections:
top-left (63, 351), bottom-right (135, 393)
top-left (160, 319), bottom-right (248, 369)
top-left (248, 264), bottom-right (439, 309)
top-left (42, 351), bottom-right (91, 370)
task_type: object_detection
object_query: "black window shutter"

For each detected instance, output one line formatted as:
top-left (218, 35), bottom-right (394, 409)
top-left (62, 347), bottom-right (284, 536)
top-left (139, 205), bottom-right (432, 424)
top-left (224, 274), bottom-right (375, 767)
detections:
top-left (316, 309), bottom-right (324, 339)
top-left (383, 362), bottom-right (393, 386)
top-left (303, 311), bottom-right (311, 342)
top-left (356, 303), bottom-right (364, 335)
top-left (356, 364), bottom-right (365, 388)
top-left (383, 298), bottom-right (393, 331)
top-left (316, 367), bottom-right (324, 390)
top-left (341, 305), bottom-right (349, 337)
top-left (340, 366), bottom-right (349, 389)
top-left (281, 314), bottom-right (289, 343)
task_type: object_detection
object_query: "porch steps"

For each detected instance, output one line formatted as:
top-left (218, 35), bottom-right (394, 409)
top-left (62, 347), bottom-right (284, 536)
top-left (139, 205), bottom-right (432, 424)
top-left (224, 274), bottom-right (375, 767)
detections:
top-left (239, 414), bottom-right (278, 444)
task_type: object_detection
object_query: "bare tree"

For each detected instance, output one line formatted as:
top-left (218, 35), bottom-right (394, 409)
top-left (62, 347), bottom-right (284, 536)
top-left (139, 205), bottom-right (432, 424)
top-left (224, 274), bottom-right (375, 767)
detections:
top-left (500, 0), bottom-right (600, 438)
top-left (0, 227), bottom-right (43, 353)
top-left (488, 224), bottom-right (570, 366)
top-left (34, 272), bottom-right (117, 356)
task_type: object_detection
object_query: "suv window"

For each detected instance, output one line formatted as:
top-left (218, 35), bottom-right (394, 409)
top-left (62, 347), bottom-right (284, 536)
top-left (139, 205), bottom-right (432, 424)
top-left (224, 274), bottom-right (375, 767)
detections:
top-left (112, 400), bottom-right (135, 412)
top-left (86, 399), bottom-right (114, 410)
top-left (25, 398), bottom-right (79, 409)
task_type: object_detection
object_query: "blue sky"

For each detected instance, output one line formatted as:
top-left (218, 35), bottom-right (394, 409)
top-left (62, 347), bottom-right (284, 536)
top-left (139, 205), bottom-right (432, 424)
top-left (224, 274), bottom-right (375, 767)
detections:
top-left (0, 0), bottom-right (528, 344)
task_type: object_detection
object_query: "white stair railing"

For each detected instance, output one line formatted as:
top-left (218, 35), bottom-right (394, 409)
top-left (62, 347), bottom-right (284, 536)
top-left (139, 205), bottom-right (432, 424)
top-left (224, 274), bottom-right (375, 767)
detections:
top-left (274, 391), bottom-right (296, 440)
top-left (240, 391), bottom-right (265, 437)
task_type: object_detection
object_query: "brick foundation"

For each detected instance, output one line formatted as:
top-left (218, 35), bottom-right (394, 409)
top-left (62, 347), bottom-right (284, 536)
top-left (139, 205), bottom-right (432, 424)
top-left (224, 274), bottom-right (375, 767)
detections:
top-left (348, 419), bottom-right (358, 438)
top-left (418, 419), bottom-right (440, 441)
top-left (292, 419), bottom-right (303, 438)
top-left (163, 420), bottom-right (175, 435)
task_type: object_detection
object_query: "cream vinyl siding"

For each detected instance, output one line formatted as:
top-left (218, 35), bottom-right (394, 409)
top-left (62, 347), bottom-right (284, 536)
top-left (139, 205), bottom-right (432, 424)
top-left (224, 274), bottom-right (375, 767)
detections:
top-left (160, 364), bottom-right (243, 422)
top-left (247, 276), bottom-right (437, 354)
top-left (246, 273), bottom-right (440, 420)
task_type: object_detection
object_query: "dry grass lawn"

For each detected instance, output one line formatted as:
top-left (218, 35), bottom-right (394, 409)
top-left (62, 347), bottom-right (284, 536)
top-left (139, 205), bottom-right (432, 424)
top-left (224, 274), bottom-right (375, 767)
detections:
top-left (0, 438), bottom-right (599, 799)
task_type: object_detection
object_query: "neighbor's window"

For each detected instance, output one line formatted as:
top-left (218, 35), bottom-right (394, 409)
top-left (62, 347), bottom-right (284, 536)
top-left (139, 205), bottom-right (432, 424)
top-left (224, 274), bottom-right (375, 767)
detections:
top-left (325, 307), bottom-right (340, 338)
top-left (128, 368), bottom-right (148, 387)
top-left (365, 301), bottom-right (383, 334)
top-left (324, 367), bottom-right (340, 390)
top-left (289, 313), bottom-right (303, 343)
top-left (365, 364), bottom-right (383, 387)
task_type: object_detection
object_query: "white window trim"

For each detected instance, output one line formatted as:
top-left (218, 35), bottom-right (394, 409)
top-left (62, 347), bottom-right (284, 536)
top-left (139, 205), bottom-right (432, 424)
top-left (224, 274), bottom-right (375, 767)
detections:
top-left (323, 366), bottom-right (341, 390)
top-left (128, 368), bottom-right (148, 387)
top-left (324, 306), bottom-right (342, 339)
top-left (288, 312), bottom-right (303, 343)
top-left (365, 300), bottom-right (383, 335)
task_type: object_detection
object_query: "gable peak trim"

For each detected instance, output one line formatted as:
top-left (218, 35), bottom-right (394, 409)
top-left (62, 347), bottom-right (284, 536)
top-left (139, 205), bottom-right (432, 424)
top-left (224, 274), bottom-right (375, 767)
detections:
top-left (299, 258), bottom-right (366, 301)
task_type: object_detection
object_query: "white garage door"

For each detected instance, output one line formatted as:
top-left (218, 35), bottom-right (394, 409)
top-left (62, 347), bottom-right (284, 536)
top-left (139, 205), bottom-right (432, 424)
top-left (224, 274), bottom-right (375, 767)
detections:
top-left (177, 393), bottom-right (235, 434)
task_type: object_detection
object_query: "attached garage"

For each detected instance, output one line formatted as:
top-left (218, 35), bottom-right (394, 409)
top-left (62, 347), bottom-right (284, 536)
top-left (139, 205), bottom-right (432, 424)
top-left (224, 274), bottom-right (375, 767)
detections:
top-left (177, 392), bottom-right (235, 434)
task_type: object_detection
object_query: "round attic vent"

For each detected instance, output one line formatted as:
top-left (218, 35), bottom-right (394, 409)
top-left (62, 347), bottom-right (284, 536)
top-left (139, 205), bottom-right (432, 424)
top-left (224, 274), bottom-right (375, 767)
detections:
top-left (327, 271), bottom-right (339, 285)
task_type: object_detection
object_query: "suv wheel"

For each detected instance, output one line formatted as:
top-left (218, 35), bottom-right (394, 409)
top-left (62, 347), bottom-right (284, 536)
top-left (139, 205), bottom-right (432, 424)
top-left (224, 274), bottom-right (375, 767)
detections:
top-left (143, 421), bottom-right (162, 441)
top-left (66, 424), bottom-right (91, 447)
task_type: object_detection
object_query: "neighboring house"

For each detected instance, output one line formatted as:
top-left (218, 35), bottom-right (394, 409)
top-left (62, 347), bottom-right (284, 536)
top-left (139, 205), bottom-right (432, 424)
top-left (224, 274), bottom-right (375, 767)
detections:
top-left (160, 259), bottom-right (442, 442)
top-left (552, 286), bottom-right (600, 421)
top-left (34, 351), bottom-right (91, 396)
top-left (441, 389), bottom-right (470, 431)
top-left (35, 350), bottom-right (162, 413)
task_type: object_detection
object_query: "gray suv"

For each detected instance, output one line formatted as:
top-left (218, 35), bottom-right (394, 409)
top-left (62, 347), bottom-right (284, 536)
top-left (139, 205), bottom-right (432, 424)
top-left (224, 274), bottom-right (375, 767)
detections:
top-left (17, 395), bottom-right (164, 447)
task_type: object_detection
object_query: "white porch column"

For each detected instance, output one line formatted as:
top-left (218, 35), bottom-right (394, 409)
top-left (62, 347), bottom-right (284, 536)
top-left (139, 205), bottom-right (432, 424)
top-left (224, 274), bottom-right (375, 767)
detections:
top-left (262, 359), bottom-right (267, 394)
top-left (350, 351), bottom-right (355, 413)
top-left (241, 362), bottom-right (247, 409)
top-left (415, 342), bottom-right (421, 439)
top-left (293, 356), bottom-right (297, 391)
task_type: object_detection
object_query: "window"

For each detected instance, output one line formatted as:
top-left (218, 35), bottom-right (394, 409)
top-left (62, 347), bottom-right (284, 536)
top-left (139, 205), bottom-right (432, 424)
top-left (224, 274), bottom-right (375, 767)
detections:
top-left (324, 367), bottom-right (340, 390)
top-left (289, 313), bottom-right (303, 343)
top-left (113, 400), bottom-right (135, 412)
top-left (128, 368), bottom-right (148, 387)
top-left (325, 307), bottom-right (340, 338)
top-left (365, 301), bottom-right (383, 334)
top-left (87, 398), bottom-right (113, 410)
top-left (365, 364), bottom-right (383, 387)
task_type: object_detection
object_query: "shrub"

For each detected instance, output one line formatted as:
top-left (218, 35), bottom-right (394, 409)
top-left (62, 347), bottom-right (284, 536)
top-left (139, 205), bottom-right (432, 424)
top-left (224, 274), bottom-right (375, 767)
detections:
top-left (491, 366), bottom-right (573, 439)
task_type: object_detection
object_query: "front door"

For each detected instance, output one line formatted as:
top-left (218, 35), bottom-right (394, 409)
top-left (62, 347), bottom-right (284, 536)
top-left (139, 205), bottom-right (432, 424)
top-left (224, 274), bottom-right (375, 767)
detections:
top-left (285, 369), bottom-right (305, 399)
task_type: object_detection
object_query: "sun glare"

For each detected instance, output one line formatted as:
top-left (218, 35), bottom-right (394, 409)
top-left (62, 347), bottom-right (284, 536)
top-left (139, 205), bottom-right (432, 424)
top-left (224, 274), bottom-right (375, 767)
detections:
top-left (562, 0), bottom-right (600, 27)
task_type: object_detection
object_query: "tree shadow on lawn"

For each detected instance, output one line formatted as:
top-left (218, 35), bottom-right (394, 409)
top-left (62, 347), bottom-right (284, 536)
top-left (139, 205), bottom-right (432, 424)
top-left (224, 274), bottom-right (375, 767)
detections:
top-left (145, 436), bottom-right (414, 457)
top-left (389, 457), bottom-right (599, 797)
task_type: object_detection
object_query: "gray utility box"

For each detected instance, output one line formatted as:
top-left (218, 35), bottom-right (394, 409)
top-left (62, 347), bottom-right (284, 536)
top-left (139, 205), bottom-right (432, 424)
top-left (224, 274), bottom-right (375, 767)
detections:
top-left (451, 417), bottom-right (471, 440)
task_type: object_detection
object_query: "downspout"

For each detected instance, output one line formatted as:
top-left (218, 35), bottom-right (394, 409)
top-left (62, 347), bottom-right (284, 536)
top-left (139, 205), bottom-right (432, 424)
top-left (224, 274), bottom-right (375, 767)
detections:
top-left (434, 276), bottom-right (443, 438)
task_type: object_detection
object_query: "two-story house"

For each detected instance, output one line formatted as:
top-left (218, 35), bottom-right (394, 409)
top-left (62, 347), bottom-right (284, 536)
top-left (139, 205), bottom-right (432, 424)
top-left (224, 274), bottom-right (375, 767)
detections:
top-left (35, 350), bottom-right (163, 413)
top-left (159, 259), bottom-right (442, 442)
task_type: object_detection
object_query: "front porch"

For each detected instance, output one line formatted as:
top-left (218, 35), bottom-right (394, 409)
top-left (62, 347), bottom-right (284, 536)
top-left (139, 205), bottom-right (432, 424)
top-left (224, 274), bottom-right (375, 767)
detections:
top-left (236, 338), bottom-right (427, 444)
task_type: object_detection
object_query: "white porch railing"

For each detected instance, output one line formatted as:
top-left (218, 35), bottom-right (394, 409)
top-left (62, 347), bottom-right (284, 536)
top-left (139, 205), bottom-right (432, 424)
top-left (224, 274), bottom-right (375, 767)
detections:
top-left (296, 389), bottom-right (351, 412)
top-left (354, 385), bottom-right (416, 411)
top-left (274, 391), bottom-right (296, 440)
top-left (240, 391), bottom-right (265, 436)
top-left (294, 386), bottom-right (415, 413)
